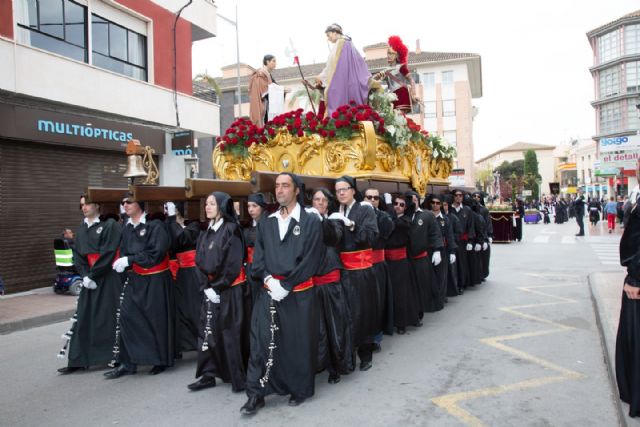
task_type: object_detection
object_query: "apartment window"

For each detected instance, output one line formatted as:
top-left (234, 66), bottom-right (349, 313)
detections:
top-left (441, 70), bottom-right (453, 85)
top-left (598, 30), bottom-right (619, 63)
top-left (625, 24), bottom-right (640, 55)
top-left (627, 61), bottom-right (640, 94)
top-left (15, 0), bottom-right (87, 62)
top-left (442, 99), bottom-right (456, 117)
top-left (422, 72), bottom-right (435, 87)
top-left (599, 101), bottom-right (622, 134)
top-left (234, 89), bottom-right (250, 104)
top-left (423, 101), bottom-right (436, 118)
top-left (91, 14), bottom-right (147, 81)
top-left (443, 130), bottom-right (457, 147)
top-left (627, 99), bottom-right (640, 130)
top-left (599, 66), bottom-right (620, 98)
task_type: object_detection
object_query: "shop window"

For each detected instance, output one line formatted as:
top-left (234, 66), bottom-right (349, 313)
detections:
top-left (16, 0), bottom-right (87, 62)
top-left (91, 14), bottom-right (147, 81)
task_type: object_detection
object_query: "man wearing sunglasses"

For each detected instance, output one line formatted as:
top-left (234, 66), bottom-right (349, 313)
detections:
top-left (330, 176), bottom-right (380, 371)
top-left (428, 194), bottom-right (457, 309)
top-left (449, 190), bottom-right (476, 292)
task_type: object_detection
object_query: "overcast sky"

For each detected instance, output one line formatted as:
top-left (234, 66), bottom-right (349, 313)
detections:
top-left (191, 0), bottom-right (638, 160)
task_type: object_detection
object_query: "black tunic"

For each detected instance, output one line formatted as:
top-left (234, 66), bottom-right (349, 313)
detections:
top-left (372, 207), bottom-right (395, 335)
top-left (469, 210), bottom-right (487, 286)
top-left (385, 214), bottom-right (419, 328)
top-left (336, 202), bottom-right (380, 347)
top-left (434, 213), bottom-right (457, 305)
top-left (195, 220), bottom-right (246, 392)
top-left (68, 218), bottom-right (122, 367)
top-left (450, 204), bottom-right (476, 289)
top-left (119, 216), bottom-right (175, 367)
top-left (477, 204), bottom-right (492, 280)
top-left (168, 218), bottom-right (202, 353)
top-left (446, 212), bottom-right (462, 296)
top-left (408, 209), bottom-right (443, 314)
top-left (316, 218), bottom-right (354, 375)
top-left (246, 205), bottom-right (323, 400)
top-left (616, 200), bottom-right (640, 417)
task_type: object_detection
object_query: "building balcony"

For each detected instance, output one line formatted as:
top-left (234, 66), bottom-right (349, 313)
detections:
top-left (153, 0), bottom-right (217, 41)
top-left (0, 37), bottom-right (219, 137)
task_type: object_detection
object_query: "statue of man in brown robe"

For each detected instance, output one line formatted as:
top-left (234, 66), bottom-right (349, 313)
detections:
top-left (248, 55), bottom-right (277, 127)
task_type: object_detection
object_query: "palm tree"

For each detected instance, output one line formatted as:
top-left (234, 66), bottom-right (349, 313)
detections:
top-left (193, 72), bottom-right (222, 96)
top-left (288, 87), bottom-right (322, 111)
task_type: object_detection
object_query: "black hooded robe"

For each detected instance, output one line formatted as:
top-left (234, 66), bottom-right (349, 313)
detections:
top-left (434, 212), bottom-right (457, 306)
top-left (246, 205), bottom-right (323, 400)
top-left (409, 209), bottom-right (444, 314)
top-left (67, 218), bottom-right (122, 367)
top-left (371, 207), bottom-right (395, 336)
top-left (450, 203), bottom-right (476, 290)
top-left (446, 211), bottom-right (462, 296)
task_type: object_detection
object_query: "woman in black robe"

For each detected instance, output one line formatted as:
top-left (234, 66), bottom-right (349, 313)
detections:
top-left (58, 196), bottom-right (122, 373)
top-left (386, 195), bottom-right (419, 334)
top-left (310, 188), bottom-right (354, 383)
top-left (105, 195), bottom-right (174, 378)
top-left (443, 195), bottom-right (461, 296)
top-left (166, 201), bottom-right (202, 355)
top-left (189, 191), bottom-right (246, 393)
top-left (616, 185), bottom-right (640, 417)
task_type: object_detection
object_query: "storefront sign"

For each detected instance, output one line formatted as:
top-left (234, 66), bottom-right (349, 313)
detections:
top-left (448, 168), bottom-right (465, 187)
top-left (599, 135), bottom-right (640, 153)
top-left (599, 150), bottom-right (639, 171)
top-left (0, 103), bottom-right (165, 154)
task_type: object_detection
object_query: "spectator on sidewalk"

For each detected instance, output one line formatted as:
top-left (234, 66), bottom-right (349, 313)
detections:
top-left (604, 197), bottom-right (618, 233)
top-left (574, 192), bottom-right (585, 236)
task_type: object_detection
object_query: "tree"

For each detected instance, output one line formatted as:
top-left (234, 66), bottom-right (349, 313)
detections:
top-left (476, 166), bottom-right (494, 193)
top-left (523, 149), bottom-right (541, 201)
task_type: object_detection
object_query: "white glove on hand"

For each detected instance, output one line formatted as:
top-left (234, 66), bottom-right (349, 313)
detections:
top-left (82, 276), bottom-right (97, 290)
top-left (482, 242), bottom-right (488, 251)
top-left (113, 257), bottom-right (129, 273)
top-left (384, 193), bottom-right (393, 204)
top-left (266, 278), bottom-right (289, 302)
top-left (328, 212), bottom-right (353, 228)
top-left (305, 207), bottom-right (323, 221)
top-left (474, 243), bottom-right (481, 252)
top-left (488, 237), bottom-right (493, 244)
top-left (165, 201), bottom-right (176, 216)
top-left (359, 201), bottom-right (373, 209)
top-left (432, 251), bottom-right (442, 266)
top-left (449, 254), bottom-right (456, 264)
top-left (466, 243), bottom-right (473, 251)
top-left (204, 288), bottom-right (220, 304)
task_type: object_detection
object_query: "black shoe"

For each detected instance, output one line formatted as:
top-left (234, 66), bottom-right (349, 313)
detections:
top-left (188, 376), bottom-right (216, 391)
top-left (359, 361), bottom-right (372, 371)
top-left (372, 343), bottom-right (382, 353)
top-left (396, 327), bottom-right (406, 335)
top-left (414, 320), bottom-right (423, 327)
top-left (104, 365), bottom-right (136, 379)
top-left (288, 396), bottom-right (305, 407)
top-left (328, 373), bottom-right (340, 384)
top-left (240, 396), bottom-right (265, 415)
top-left (149, 365), bottom-right (166, 375)
top-left (57, 366), bottom-right (86, 374)
top-left (575, 233), bottom-right (584, 236)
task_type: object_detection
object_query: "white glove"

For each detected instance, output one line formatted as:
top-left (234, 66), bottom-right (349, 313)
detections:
top-left (432, 251), bottom-right (442, 266)
top-left (384, 193), bottom-right (392, 204)
top-left (305, 207), bottom-right (323, 221)
top-left (482, 242), bottom-right (488, 251)
top-left (165, 201), bottom-right (176, 216)
top-left (82, 276), bottom-right (97, 290)
top-left (119, 203), bottom-right (126, 215)
top-left (466, 243), bottom-right (473, 251)
top-left (328, 212), bottom-right (353, 228)
top-left (204, 288), bottom-right (220, 304)
top-left (360, 201), bottom-right (373, 209)
top-left (266, 277), bottom-right (289, 302)
top-left (113, 257), bottom-right (129, 273)
top-left (474, 243), bottom-right (481, 252)
top-left (449, 254), bottom-right (456, 264)
top-left (488, 237), bottom-right (493, 244)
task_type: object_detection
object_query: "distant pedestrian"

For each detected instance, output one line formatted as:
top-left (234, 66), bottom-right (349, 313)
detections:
top-left (0, 275), bottom-right (5, 296)
top-left (604, 197), bottom-right (618, 233)
top-left (574, 193), bottom-right (585, 236)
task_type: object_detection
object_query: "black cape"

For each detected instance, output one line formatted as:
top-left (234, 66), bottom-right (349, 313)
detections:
top-left (408, 210), bottom-right (443, 314)
top-left (450, 204), bottom-right (476, 290)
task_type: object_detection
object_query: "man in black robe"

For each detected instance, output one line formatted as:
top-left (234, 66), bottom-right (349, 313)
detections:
top-left (443, 195), bottom-right (461, 296)
top-left (57, 195), bottom-right (122, 373)
top-left (468, 196), bottom-right (487, 286)
top-left (428, 194), bottom-right (457, 307)
top-left (242, 173), bottom-right (323, 415)
top-left (331, 176), bottom-right (380, 372)
top-left (574, 192), bottom-right (586, 236)
top-left (616, 161), bottom-right (640, 417)
top-left (104, 193), bottom-right (175, 378)
top-left (472, 192), bottom-right (492, 281)
top-left (450, 190), bottom-right (476, 292)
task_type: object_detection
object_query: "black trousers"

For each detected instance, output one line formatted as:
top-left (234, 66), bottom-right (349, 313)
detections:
top-left (576, 213), bottom-right (585, 234)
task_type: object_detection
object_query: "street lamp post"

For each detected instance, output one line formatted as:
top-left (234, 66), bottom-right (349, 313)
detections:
top-left (218, 5), bottom-right (242, 117)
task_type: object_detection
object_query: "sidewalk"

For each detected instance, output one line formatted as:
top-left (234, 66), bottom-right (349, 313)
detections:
top-left (589, 271), bottom-right (640, 427)
top-left (0, 287), bottom-right (77, 334)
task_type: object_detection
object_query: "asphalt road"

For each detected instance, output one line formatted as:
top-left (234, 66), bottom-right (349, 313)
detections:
top-left (0, 220), bottom-right (623, 427)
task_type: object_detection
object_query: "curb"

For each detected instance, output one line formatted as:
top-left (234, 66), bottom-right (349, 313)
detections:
top-left (0, 309), bottom-right (75, 335)
top-left (588, 272), bottom-right (626, 427)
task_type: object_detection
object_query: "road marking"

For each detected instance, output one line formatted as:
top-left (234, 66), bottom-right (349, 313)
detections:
top-left (533, 235), bottom-right (549, 243)
top-left (561, 236), bottom-right (576, 244)
top-left (431, 283), bottom-right (585, 427)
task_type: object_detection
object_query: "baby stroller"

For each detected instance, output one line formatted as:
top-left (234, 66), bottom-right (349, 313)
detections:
top-left (52, 238), bottom-right (83, 296)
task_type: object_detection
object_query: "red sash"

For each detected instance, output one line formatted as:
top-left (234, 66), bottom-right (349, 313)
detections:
top-left (272, 274), bottom-right (314, 292)
top-left (88, 249), bottom-right (120, 268)
top-left (176, 250), bottom-right (196, 268)
top-left (132, 255), bottom-right (170, 275)
top-left (169, 260), bottom-right (179, 281)
top-left (312, 269), bottom-right (340, 286)
top-left (385, 247), bottom-right (407, 261)
top-left (340, 249), bottom-right (373, 270)
top-left (412, 251), bottom-right (428, 260)
top-left (371, 249), bottom-right (385, 264)
top-left (231, 267), bottom-right (246, 287)
top-left (246, 246), bottom-right (255, 264)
